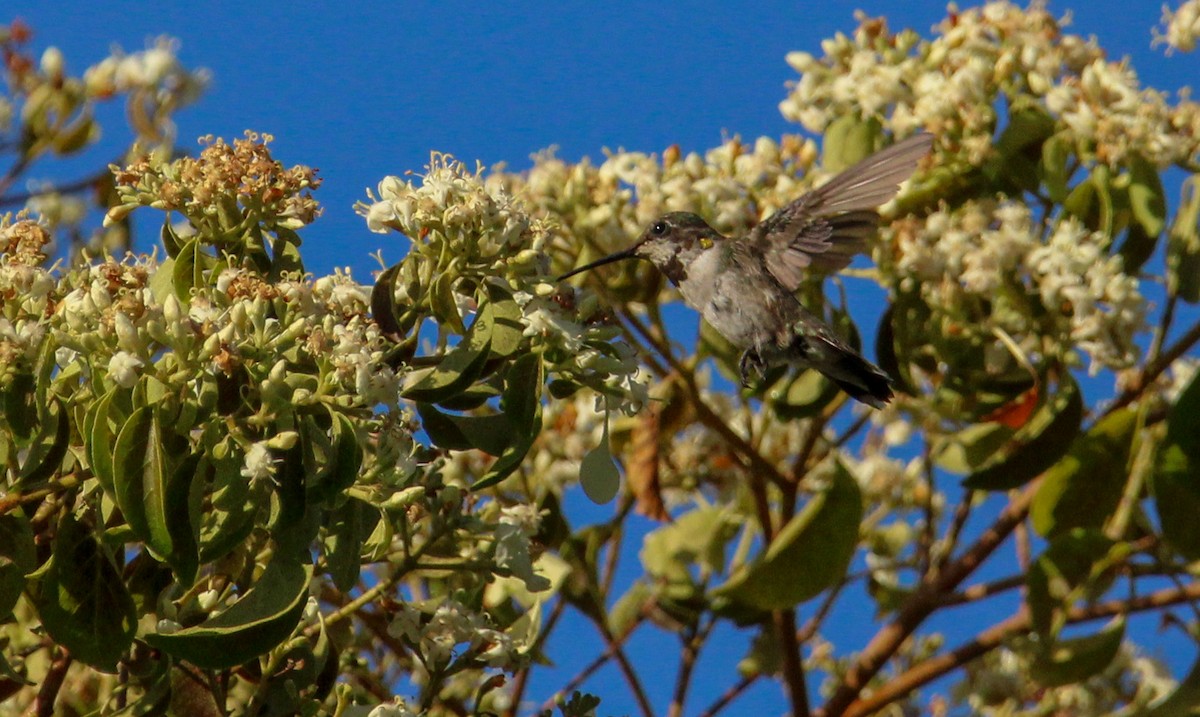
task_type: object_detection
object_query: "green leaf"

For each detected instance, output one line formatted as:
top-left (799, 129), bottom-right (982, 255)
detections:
top-left (579, 427), bottom-right (620, 505)
top-left (963, 375), bottom-right (1083, 491)
top-left (113, 406), bottom-right (173, 560)
top-left (1031, 407), bottom-right (1137, 538)
top-left (161, 219), bottom-right (186, 258)
top-left (1152, 370), bottom-right (1200, 559)
top-left (370, 263), bottom-right (405, 338)
top-left (400, 304), bottom-right (494, 403)
top-left (578, 400), bottom-right (620, 504)
top-left (417, 402), bottom-right (513, 456)
top-left (2, 370), bottom-right (36, 442)
top-left (471, 352), bottom-right (544, 491)
top-left (162, 454), bottom-right (201, 585)
top-left (431, 272), bottom-right (466, 335)
top-left (87, 389), bottom-right (125, 495)
top-left (641, 507), bottom-right (738, 584)
top-left (1127, 154), bottom-right (1167, 239)
top-left (31, 514), bottom-right (136, 672)
top-left (172, 238), bottom-right (216, 302)
top-left (1040, 132), bottom-right (1073, 203)
top-left (323, 498), bottom-right (371, 592)
top-left (1026, 528), bottom-right (1115, 637)
top-left (198, 453), bottom-right (261, 563)
top-left (1031, 618), bottom-right (1124, 687)
top-left (1168, 177), bottom-right (1200, 304)
top-left (933, 422), bottom-right (1012, 475)
top-left (769, 369), bottom-right (838, 421)
top-left (713, 460), bottom-right (862, 610)
top-left (16, 396), bottom-right (69, 489)
top-left (485, 283), bottom-right (525, 359)
top-left (822, 114), bottom-right (882, 173)
top-left (145, 558), bottom-right (314, 669)
top-left (0, 514), bottom-right (35, 620)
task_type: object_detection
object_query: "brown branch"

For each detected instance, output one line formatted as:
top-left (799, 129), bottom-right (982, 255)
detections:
top-left (668, 619), bottom-right (714, 717)
top-left (696, 673), bottom-right (758, 717)
top-left (935, 574), bottom-right (1025, 608)
top-left (0, 167), bottom-right (111, 208)
top-left (776, 608), bottom-right (811, 717)
top-left (818, 480), bottom-right (1040, 717)
top-left (27, 648), bottom-right (70, 717)
top-left (843, 580), bottom-right (1200, 717)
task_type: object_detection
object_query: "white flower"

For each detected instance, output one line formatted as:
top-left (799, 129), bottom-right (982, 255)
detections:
top-left (367, 698), bottom-right (418, 717)
top-left (106, 351), bottom-right (144, 388)
top-left (240, 442), bottom-right (276, 483)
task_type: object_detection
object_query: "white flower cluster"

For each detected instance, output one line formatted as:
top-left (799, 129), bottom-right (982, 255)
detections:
top-left (780, 2), bottom-right (1200, 167)
top-left (387, 599), bottom-right (523, 669)
top-left (493, 503), bottom-right (551, 592)
top-left (358, 154), bottom-right (539, 269)
top-left (890, 201), bottom-right (1146, 374)
top-left (1155, 0), bottom-right (1200, 53)
top-left (81, 36), bottom-right (210, 105)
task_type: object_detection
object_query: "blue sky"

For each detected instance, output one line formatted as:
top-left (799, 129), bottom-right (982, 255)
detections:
top-left (7, 2), bottom-right (1199, 715)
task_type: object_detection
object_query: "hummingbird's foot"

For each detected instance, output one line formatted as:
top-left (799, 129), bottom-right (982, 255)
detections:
top-left (738, 349), bottom-right (766, 388)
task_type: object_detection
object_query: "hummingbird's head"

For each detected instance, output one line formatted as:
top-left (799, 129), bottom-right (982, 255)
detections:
top-left (557, 211), bottom-right (723, 285)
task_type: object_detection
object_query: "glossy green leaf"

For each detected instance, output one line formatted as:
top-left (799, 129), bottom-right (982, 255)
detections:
top-left (0, 514), bottom-right (35, 620)
top-left (713, 460), bottom-right (862, 610)
top-left (1031, 619), bottom-right (1124, 687)
top-left (1031, 407), bottom-right (1137, 538)
top-left (31, 514), bottom-right (136, 672)
top-left (1026, 528), bottom-right (1115, 637)
top-left (145, 558), bottom-right (313, 669)
top-left (471, 352), bottom-right (544, 491)
top-left (307, 410), bottom-right (363, 504)
top-left (963, 375), bottom-right (1083, 490)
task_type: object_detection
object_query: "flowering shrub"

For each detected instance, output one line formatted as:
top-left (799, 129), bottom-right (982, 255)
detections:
top-left (2, 4), bottom-right (1200, 716)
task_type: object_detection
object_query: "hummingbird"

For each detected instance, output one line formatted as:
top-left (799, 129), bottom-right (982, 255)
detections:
top-left (557, 132), bottom-right (933, 409)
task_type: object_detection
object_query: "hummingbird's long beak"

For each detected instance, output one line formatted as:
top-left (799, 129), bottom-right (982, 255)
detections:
top-left (556, 247), bottom-right (640, 281)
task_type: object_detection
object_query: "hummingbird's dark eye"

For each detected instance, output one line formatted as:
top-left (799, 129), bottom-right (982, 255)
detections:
top-left (650, 221), bottom-right (668, 236)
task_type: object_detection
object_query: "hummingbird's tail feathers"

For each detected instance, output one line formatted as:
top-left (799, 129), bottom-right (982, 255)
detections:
top-left (804, 334), bottom-right (894, 409)
top-left (809, 132), bottom-right (935, 216)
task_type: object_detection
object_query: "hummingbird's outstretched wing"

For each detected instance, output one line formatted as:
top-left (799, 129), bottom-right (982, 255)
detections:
top-left (749, 132), bottom-right (933, 291)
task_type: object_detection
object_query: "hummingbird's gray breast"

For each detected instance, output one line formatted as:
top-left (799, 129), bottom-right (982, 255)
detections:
top-left (679, 245), bottom-right (798, 350)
